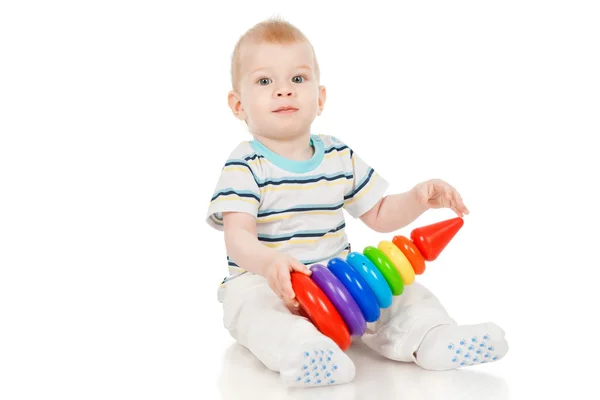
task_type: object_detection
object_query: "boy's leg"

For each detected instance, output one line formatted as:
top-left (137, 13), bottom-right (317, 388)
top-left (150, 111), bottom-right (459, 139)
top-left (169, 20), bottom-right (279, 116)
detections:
top-left (360, 282), bottom-right (508, 370)
top-left (222, 272), bottom-right (355, 387)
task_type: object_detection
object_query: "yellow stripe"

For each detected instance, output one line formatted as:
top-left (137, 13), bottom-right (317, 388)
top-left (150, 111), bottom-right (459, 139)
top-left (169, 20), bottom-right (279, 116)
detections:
top-left (345, 173), bottom-right (378, 206)
top-left (228, 266), bottom-right (245, 275)
top-left (247, 157), bottom-right (263, 165)
top-left (210, 195), bottom-right (259, 205)
top-left (210, 215), bottom-right (224, 225)
top-left (262, 230), bottom-right (346, 248)
top-left (324, 148), bottom-right (350, 159)
top-left (222, 166), bottom-right (253, 174)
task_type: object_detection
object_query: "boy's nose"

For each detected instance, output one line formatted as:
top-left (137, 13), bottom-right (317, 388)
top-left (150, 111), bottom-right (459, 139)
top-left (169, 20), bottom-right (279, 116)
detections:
top-left (275, 87), bottom-right (295, 97)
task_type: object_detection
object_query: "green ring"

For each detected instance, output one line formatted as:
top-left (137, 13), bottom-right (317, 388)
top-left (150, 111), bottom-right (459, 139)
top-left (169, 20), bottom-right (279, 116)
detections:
top-left (363, 246), bottom-right (404, 295)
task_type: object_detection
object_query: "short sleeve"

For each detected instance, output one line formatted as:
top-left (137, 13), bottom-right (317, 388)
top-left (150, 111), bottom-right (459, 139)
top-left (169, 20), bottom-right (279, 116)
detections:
top-left (340, 139), bottom-right (390, 218)
top-left (205, 156), bottom-right (261, 231)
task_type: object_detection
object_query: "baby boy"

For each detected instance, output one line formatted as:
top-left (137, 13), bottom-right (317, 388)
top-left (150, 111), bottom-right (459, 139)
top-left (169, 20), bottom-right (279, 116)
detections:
top-left (206, 18), bottom-right (508, 388)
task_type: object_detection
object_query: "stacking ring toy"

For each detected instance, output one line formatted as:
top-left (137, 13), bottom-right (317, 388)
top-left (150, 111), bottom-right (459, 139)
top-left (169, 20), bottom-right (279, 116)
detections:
top-left (327, 257), bottom-right (380, 323)
top-left (363, 246), bottom-right (404, 295)
top-left (291, 271), bottom-right (351, 350)
top-left (392, 235), bottom-right (426, 275)
top-left (291, 217), bottom-right (464, 351)
top-left (311, 264), bottom-right (366, 337)
top-left (378, 240), bottom-right (415, 285)
top-left (346, 252), bottom-right (392, 308)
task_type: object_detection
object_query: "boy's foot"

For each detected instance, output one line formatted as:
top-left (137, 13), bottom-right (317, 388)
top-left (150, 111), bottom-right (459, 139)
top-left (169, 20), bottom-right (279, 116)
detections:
top-left (279, 337), bottom-right (356, 387)
top-left (414, 322), bottom-right (508, 370)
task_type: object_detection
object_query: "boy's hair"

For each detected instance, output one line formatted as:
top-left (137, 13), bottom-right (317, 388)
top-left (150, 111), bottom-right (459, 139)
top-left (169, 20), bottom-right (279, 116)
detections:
top-left (230, 17), bottom-right (320, 91)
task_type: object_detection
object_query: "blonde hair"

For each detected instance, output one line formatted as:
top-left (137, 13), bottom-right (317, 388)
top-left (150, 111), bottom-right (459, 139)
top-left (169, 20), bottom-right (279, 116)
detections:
top-left (230, 17), bottom-right (320, 91)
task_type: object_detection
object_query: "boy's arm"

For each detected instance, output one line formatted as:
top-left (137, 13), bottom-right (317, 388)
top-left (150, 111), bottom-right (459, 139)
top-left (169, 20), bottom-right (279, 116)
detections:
top-left (222, 212), bottom-right (278, 278)
top-left (359, 188), bottom-right (428, 233)
top-left (360, 179), bottom-right (469, 233)
top-left (222, 212), bottom-right (311, 309)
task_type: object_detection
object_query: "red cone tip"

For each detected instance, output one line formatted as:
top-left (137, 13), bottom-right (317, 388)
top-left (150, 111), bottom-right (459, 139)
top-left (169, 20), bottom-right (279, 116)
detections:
top-left (410, 217), bottom-right (464, 261)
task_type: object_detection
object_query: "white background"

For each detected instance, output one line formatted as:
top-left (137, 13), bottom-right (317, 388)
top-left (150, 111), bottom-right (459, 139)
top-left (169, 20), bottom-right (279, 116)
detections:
top-left (1, 1), bottom-right (599, 399)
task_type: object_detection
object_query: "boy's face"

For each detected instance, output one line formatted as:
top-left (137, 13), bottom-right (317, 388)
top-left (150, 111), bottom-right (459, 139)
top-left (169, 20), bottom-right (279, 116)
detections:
top-left (229, 41), bottom-right (326, 140)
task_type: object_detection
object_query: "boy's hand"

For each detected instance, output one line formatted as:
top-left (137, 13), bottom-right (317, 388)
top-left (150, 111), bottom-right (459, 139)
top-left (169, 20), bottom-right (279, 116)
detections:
top-left (413, 179), bottom-right (470, 217)
top-left (265, 253), bottom-right (311, 311)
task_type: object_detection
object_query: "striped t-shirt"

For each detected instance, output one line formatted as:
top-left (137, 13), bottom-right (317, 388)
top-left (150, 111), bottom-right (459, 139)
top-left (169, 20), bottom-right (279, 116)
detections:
top-left (206, 134), bottom-right (389, 296)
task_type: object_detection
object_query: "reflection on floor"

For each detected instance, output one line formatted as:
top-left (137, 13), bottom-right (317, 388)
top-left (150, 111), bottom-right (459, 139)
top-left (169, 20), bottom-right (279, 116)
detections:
top-left (218, 340), bottom-right (509, 400)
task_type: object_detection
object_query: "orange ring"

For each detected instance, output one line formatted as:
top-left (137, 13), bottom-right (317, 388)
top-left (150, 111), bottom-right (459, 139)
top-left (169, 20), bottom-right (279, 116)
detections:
top-left (392, 235), bottom-right (426, 275)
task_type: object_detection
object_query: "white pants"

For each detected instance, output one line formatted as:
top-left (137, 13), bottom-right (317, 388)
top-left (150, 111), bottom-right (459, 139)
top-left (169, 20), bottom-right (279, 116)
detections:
top-left (221, 272), bottom-right (456, 371)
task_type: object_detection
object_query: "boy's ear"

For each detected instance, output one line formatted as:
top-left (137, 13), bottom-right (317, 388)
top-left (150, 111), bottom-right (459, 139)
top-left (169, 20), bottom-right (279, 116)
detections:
top-left (228, 91), bottom-right (247, 121)
top-left (317, 85), bottom-right (326, 115)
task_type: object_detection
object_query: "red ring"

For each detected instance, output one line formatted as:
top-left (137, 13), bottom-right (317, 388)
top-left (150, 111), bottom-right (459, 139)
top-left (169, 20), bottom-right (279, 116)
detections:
top-left (290, 271), bottom-right (351, 351)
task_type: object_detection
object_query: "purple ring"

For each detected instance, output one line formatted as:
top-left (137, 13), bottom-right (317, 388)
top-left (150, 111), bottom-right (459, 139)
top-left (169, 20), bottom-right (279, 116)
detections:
top-left (310, 263), bottom-right (366, 336)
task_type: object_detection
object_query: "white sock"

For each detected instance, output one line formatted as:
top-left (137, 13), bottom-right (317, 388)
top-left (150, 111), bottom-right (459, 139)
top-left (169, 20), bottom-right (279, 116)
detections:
top-left (279, 337), bottom-right (356, 387)
top-left (415, 322), bottom-right (508, 370)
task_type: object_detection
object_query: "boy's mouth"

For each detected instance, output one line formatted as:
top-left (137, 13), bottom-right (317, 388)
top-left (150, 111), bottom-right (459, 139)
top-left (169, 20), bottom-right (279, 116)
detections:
top-left (273, 106), bottom-right (298, 114)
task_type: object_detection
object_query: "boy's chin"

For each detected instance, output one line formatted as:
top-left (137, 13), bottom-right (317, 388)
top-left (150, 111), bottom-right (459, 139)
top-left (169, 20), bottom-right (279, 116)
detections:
top-left (263, 122), bottom-right (313, 137)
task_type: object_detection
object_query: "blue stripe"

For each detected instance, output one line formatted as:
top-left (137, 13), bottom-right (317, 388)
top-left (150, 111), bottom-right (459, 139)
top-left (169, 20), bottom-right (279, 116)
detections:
top-left (222, 147), bottom-right (352, 190)
top-left (223, 158), bottom-right (261, 187)
top-left (243, 153), bottom-right (264, 162)
top-left (344, 168), bottom-right (374, 200)
top-left (256, 172), bottom-right (352, 187)
top-left (324, 144), bottom-right (349, 154)
top-left (258, 222), bottom-right (345, 243)
top-left (258, 201), bottom-right (344, 217)
top-left (211, 188), bottom-right (260, 202)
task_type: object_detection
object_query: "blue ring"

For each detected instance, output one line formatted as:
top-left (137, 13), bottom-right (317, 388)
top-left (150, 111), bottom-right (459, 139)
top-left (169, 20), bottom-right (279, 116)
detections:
top-left (346, 252), bottom-right (392, 308)
top-left (327, 257), bottom-right (380, 322)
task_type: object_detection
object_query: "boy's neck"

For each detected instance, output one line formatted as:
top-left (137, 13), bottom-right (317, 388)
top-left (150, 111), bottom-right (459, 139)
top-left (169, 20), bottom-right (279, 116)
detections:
top-left (253, 132), bottom-right (314, 161)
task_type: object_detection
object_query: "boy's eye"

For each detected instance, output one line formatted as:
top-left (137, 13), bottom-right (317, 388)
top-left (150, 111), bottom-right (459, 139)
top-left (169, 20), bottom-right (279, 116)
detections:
top-left (292, 75), bottom-right (305, 83)
top-left (258, 78), bottom-right (272, 85)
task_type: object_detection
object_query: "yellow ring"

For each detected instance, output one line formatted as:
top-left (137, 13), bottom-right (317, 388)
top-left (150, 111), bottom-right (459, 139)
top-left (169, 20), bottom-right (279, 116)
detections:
top-left (378, 241), bottom-right (415, 285)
